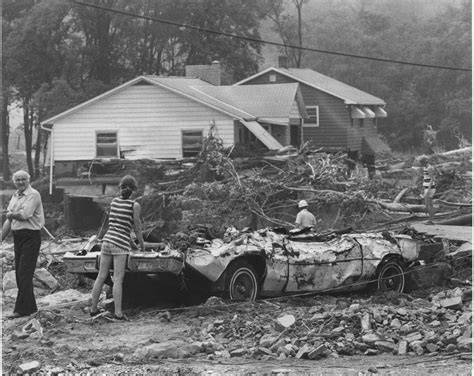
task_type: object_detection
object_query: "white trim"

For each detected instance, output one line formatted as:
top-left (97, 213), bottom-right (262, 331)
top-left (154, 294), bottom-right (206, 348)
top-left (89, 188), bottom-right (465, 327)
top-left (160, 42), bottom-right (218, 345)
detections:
top-left (304, 105), bottom-right (319, 127)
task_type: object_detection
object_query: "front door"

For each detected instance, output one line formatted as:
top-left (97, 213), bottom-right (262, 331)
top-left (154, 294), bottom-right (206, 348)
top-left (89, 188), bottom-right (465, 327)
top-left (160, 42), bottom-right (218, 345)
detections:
top-left (290, 124), bottom-right (301, 148)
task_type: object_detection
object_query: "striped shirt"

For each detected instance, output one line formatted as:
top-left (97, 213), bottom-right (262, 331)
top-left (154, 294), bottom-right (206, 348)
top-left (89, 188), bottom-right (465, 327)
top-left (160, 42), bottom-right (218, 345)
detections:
top-left (422, 166), bottom-right (436, 189)
top-left (102, 197), bottom-right (135, 250)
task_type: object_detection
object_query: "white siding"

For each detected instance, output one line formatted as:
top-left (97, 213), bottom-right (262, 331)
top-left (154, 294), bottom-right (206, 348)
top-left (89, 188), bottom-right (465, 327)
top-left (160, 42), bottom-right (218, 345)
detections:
top-left (52, 85), bottom-right (235, 160)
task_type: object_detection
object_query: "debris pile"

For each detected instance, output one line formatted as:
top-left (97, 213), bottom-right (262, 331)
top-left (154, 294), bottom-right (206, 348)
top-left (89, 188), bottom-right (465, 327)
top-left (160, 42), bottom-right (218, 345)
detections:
top-left (176, 288), bottom-right (472, 362)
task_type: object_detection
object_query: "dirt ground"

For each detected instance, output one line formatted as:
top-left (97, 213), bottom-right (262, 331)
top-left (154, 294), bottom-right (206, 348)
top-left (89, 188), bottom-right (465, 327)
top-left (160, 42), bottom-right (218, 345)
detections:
top-left (2, 286), bottom-right (472, 375)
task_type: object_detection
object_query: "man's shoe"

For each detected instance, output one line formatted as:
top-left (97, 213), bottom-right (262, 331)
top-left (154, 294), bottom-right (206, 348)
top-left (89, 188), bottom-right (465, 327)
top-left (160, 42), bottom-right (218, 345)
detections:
top-left (6, 312), bottom-right (28, 319)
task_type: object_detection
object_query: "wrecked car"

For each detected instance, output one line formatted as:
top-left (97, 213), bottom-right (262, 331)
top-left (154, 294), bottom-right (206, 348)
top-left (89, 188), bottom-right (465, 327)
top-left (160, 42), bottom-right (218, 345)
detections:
top-left (63, 227), bottom-right (424, 301)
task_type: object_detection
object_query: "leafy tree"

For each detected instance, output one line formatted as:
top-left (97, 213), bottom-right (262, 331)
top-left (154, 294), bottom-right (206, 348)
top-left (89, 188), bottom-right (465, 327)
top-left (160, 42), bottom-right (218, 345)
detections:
top-left (264, 0), bottom-right (308, 68)
top-left (3, 0), bottom-right (72, 178)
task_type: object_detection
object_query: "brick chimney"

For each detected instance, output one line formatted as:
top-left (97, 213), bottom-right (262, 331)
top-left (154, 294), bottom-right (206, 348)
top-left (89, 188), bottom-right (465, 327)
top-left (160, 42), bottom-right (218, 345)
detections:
top-left (185, 61), bottom-right (221, 85)
top-left (278, 56), bottom-right (289, 69)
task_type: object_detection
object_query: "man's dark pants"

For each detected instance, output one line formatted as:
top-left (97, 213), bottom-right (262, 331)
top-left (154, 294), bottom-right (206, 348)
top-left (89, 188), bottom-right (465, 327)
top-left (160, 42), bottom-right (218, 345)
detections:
top-left (12, 229), bottom-right (41, 315)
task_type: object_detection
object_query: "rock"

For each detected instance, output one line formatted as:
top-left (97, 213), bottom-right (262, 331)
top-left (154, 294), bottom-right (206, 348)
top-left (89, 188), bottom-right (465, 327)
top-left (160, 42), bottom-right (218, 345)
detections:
top-left (270, 339), bottom-right (286, 352)
top-left (295, 344), bottom-right (311, 359)
top-left (457, 326), bottom-right (472, 350)
top-left (37, 289), bottom-right (90, 307)
top-left (275, 314), bottom-right (295, 331)
top-left (335, 298), bottom-right (351, 309)
top-left (307, 344), bottom-right (328, 360)
top-left (375, 341), bottom-right (398, 353)
top-left (258, 347), bottom-right (275, 356)
top-left (397, 340), bottom-right (408, 355)
top-left (426, 343), bottom-right (439, 353)
top-left (390, 318), bottom-right (401, 328)
top-left (17, 361), bottom-right (41, 373)
top-left (259, 334), bottom-right (278, 347)
top-left (230, 348), bottom-right (246, 357)
top-left (354, 341), bottom-right (369, 352)
top-left (445, 343), bottom-right (457, 353)
top-left (308, 306), bottom-right (322, 314)
top-left (440, 296), bottom-right (463, 310)
top-left (362, 333), bottom-right (381, 344)
top-left (348, 303), bottom-right (361, 312)
top-left (310, 313), bottom-right (326, 321)
top-left (364, 349), bottom-right (379, 356)
top-left (332, 326), bottom-right (345, 334)
top-left (34, 268), bottom-right (59, 290)
top-left (361, 313), bottom-right (371, 331)
top-left (410, 341), bottom-right (424, 355)
top-left (368, 367), bottom-right (378, 374)
top-left (396, 308), bottom-right (408, 316)
top-left (3, 271), bottom-right (16, 291)
top-left (204, 296), bottom-right (226, 306)
top-left (131, 341), bottom-right (199, 361)
top-left (429, 320), bottom-right (441, 327)
top-left (404, 332), bottom-right (423, 343)
top-left (12, 331), bottom-right (29, 340)
top-left (4, 288), bottom-right (18, 299)
top-left (219, 350), bottom-right (231, 358)
top-left (457, 312), bottom-right (472, 325)
top-left (372, 308), bottom-right (383, 323)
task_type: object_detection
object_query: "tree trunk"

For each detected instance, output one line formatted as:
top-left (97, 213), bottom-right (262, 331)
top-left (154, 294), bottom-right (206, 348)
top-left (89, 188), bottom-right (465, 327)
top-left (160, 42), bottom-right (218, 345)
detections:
top-left (23, 99), bottom-right (34, 178)
top-left (1, 95), bottom-right (11, 181)
top-left (34, 117), bottom-right (42, 180)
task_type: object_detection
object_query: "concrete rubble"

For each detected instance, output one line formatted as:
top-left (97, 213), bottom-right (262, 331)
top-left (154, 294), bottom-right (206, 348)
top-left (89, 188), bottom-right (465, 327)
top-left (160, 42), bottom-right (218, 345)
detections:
top-left (170, 288), bottom-right (472, 361)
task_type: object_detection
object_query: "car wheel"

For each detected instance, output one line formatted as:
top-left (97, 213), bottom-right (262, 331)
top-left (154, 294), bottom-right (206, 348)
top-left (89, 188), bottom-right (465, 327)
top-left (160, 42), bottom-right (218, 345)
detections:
top-left (225, 260), bottom-right (260, 301)
top-left (377, 260), bottom-right (406, 293)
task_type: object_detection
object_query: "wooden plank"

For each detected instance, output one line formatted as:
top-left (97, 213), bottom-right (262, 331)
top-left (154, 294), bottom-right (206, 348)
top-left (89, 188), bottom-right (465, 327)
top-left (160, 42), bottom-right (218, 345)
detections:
top-left (410, 223), bottom-right (473, 242)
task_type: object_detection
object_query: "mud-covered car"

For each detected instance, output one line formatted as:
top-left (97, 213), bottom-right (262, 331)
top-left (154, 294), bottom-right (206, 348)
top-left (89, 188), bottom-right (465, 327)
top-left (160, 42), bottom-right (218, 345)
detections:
top-left (184, 227), bottom-right (422, 300)
top-left (63, 227), bottom-right (424, 301)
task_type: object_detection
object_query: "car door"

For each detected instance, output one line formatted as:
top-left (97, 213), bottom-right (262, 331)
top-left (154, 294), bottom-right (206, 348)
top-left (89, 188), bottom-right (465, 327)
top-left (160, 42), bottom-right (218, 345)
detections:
top-left (283, 236), bottom-right (364, 293)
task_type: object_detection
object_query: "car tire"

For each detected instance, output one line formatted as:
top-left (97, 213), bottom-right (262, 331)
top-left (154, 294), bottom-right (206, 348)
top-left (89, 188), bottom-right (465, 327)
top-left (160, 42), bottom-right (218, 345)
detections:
top-left (224, 260), bottom-right (260, 301)
top-left (377, 260), bottom-right (406, 293)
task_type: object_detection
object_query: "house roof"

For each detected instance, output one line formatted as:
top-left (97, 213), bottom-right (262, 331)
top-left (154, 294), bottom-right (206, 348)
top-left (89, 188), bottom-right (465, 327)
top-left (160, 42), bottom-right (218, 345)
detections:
top-left (192, 83), bottom-right (304, 119)
top-left (41, 76), bottom-right (255, 125)
top-left (235, 67), bottom-right (386, 106)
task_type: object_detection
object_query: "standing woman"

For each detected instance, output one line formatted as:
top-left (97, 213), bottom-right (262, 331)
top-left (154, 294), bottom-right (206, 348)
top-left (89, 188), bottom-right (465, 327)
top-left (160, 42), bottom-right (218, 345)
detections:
top-left (90, 175), bottom-right (145, 320)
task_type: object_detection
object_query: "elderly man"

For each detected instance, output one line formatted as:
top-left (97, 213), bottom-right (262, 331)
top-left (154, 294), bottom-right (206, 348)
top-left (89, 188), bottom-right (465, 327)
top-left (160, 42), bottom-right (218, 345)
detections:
top-left (1, 170), bottom-right (45, 319)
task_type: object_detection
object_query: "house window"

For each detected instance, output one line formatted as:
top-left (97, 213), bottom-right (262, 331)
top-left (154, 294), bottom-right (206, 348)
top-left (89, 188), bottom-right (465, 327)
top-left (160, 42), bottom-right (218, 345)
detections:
top-left (269, 74), bottom-right (276, 82)
top-left (304, 105), bottom-right (319, 126)
top-left (182, 130), bottom-right (203, 158)
top-left (359, 119), bottom-right (364, 128)
top-left (96, 131), bottom-right (118, 158)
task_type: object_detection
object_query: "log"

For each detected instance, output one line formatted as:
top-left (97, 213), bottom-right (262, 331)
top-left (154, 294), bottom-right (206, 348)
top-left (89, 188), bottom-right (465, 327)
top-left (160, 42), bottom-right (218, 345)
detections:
top-left (439, 147), bottom-right (472, 157)
top-left (393, 188), bottom-right (408, 203)
top-left (367, 200), bottom-right (435, 213)
top-left (435, 199), bottom-right (472, 207)
top-left (436, 213), bottom-right (472, 226)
